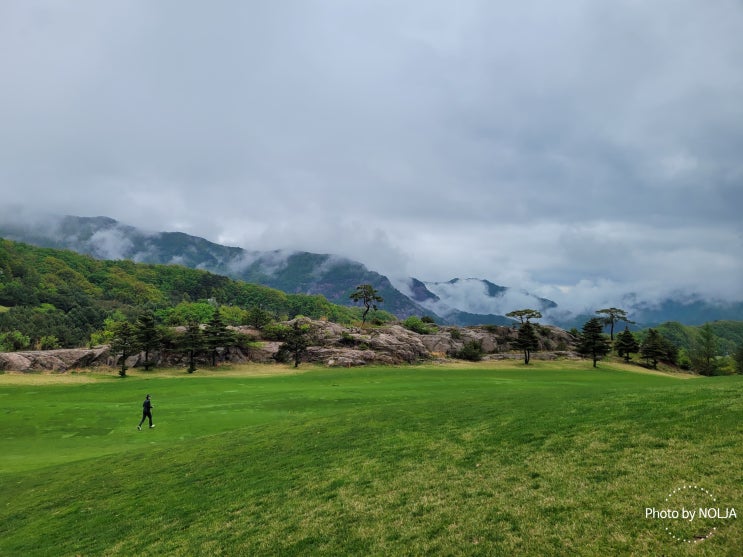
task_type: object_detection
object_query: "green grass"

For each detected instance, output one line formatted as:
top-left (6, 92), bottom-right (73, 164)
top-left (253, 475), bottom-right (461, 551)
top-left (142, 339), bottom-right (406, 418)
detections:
top-left (0, 362), bottom-right (741, 556)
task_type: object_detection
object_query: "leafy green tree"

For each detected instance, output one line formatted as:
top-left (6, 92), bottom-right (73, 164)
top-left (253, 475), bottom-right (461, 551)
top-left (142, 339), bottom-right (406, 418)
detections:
top-left (246, 307), bottom-right (274, 329)
top-left (615, 326), bottom-right (639, 363)
top-left (596, 308), bottom-right (633, 340)
top-left (349, 284), bottom-right (383, 325)
top-left (134, 311), bottom-right (161, 371)
top-left (219, 305), bottom-right (249, 326)
top-left (276, 320), bottom-right (311, 368)
top-left (506, 309), bottom-right (542, 324)
top-left (0, 330), bottom-right (31, 352)
top-left (110, 321), bottom-right (137, 377)
top-left (38, 335), bottom-right (61, 350)
top-left (204, 310), bottom-right (234, 366)
top-left (513, 321), bottom-right (539, 364)
top-left (676, 348), bottom-right (692, 370)
top-left (161, 301), bottom-right (215, 326)
top-left (180, 320), bottom-right (204, 373)
top-left (578, 318), bottom-right (611, 368)
top-left (640, 329), bottom-right (665, 369)
top-left (690, 323), bottom-right (719, 376)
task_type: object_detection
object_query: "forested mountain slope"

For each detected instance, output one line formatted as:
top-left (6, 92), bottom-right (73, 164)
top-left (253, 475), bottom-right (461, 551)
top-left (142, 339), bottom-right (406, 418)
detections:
top-left (0, 239), bottom-right (386, 348)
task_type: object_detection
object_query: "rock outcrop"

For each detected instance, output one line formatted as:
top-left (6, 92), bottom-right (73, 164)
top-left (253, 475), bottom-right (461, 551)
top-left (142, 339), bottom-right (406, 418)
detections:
top-left (0, 320), bottom-right (578, 371)
top-left (0, 347), bottom-right (111, 372)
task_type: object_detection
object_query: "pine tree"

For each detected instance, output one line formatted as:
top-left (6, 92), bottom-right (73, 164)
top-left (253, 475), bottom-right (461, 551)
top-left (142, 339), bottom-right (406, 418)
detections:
top-left (578, 318), bottom-right (611, 368)
top-left (506, 309), bottom-right (543, 324)
top-left (349, 284), bottom-right (383, 325)
top-left (276, 320), bottom-right (311, 368)
top-left (180, 320), bottom-right (204, 373)
top-left (514, 321), bottom-right (540, 364)
top-left (690, 323), bottom-right (718, 376)
top-left (134, 310), bottom-right (161, 371)
top-left (110, 321), bottom-right (137, 377)
top-left (204, 310), bottom-right (234, 366)
top-left (615, 326), bottom-right (639, 363)
top-left (596, 308), bottom-right (633, 340)
top-left (640, 329), bottom-right (665, 369)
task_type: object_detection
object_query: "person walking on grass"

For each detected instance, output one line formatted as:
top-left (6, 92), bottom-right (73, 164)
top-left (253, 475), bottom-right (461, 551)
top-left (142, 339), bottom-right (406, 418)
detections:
top-left (137, 394), bottom-right (155, 430)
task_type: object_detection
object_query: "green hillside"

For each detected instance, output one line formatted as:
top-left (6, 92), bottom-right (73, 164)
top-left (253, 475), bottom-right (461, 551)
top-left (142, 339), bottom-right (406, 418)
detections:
top-left (632, 321), bottom-right (743, 357)
top-left (0, 238), bottom-right (392, 349)
top-left (650, 321), bottom-right (743, 355)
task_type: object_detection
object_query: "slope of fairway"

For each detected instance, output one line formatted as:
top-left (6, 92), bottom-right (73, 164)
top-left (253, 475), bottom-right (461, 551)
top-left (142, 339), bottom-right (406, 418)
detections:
top-left (1, 362), bottom-right (740, 556)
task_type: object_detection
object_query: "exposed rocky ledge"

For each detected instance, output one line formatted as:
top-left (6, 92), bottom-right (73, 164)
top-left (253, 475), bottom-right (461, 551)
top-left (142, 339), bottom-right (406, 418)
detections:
top-left (0, 320), bottom-right (578, 372)
top-left (0, 347), bottom-right (111, 372)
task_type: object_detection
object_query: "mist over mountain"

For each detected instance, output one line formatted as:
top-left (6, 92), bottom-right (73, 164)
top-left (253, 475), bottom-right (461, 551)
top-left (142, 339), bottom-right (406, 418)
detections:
top-left (1, 214), bottom-right (741, 327)
top-left (394, 278), bottom-right (557, 326)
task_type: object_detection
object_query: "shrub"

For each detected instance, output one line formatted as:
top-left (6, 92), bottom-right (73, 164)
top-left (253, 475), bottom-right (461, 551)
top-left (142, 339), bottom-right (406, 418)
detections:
top-left (454, 340), bottom-right (483, 361)
top-left (339, 332), bottom-right (358, 347)
top-left (677, 348), bottom-right (692, 370)
top-left (262, 323), bottom-right (290, 341)
top-left (403, 316), bottom-right (436, 335)
top-left (450, 328), bottom-right (462, 340)
top-left (38, 335), bottom-right (61, 350)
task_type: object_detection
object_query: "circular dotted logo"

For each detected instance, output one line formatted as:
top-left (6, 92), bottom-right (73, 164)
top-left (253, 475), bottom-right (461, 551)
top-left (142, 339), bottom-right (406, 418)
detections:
top-left (664, 486), bottom-right (717, 543)
top-left (645, 485), bottom-right (737, 544)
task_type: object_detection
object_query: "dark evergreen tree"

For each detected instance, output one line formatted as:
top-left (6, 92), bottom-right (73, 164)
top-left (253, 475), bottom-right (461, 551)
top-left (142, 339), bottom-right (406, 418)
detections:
top-left (276, 320), bottom-right (311, 368)
top-left (134, 310), bottom-right (160, 371)
top-left (690, 323), bottom-right (718, 376)
top-left (615, 326), bottom-right (639, 363)
top-left (204, 310), bottom-right (234, 366)
top-left (514, 321), bottom-right (539, 364)
top-left (640, 329), bottom-right (665, 369)
top-left (578, 318), bottom-right (611, 368)
top-left (110, 321), bottom-right (137, 377)
top-left (180, 320), bottom-right (204, 373)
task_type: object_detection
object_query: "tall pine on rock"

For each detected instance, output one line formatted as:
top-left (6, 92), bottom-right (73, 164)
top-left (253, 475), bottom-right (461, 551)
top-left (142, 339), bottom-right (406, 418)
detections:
top-left (514, 321), bottom-right (540, 364)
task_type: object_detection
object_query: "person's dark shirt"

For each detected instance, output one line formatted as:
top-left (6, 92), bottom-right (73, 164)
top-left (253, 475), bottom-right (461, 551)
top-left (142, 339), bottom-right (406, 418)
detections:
top-left (143, 399), bottom-right (152, 412)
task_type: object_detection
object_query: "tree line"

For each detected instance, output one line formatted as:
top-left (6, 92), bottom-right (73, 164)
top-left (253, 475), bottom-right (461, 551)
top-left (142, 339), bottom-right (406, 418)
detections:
top-left (506, 306), bottom-right (743, 375)
top-left (1, 239), bottom-right (742, 374)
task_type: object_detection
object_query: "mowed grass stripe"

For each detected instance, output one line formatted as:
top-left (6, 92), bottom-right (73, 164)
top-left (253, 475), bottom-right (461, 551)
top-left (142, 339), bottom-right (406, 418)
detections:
top-left (0, 363), bottom-right (741, 556)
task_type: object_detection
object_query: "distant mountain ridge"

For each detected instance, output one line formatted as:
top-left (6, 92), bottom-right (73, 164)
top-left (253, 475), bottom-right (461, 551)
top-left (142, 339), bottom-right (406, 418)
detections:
top-left (0, 215), bottom-right (429, 320)
top-left (1, 214), bottom-right (741, 327)
top-left (397, 277), bottom-right (557, 326)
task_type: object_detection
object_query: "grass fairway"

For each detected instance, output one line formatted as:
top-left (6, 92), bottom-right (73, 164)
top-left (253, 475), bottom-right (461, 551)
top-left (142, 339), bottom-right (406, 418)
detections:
top-left (0, 362), bottom-right (741, 556)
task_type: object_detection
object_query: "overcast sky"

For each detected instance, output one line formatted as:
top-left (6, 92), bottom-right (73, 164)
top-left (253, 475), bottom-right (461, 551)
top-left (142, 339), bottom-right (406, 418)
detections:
top-left (1, 1), bottom-right (742, 311)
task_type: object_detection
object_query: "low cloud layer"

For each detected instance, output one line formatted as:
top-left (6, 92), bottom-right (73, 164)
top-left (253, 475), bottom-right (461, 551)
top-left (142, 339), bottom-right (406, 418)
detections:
top-left (1, 1), bottom-right (741, 308)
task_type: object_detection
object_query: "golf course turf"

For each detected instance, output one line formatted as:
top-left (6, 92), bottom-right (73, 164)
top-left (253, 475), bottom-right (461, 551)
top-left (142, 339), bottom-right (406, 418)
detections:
top-left (1, 361), bottom-right (740, 556)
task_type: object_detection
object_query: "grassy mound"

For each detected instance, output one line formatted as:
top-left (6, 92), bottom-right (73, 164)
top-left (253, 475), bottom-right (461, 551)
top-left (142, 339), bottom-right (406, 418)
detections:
top-left (1, 362), bottom-right (740, 555)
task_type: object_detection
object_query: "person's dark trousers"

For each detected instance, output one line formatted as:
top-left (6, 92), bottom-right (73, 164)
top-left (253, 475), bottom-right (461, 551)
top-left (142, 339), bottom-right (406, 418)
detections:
top-left (139, 411), bottom-right (152, 428)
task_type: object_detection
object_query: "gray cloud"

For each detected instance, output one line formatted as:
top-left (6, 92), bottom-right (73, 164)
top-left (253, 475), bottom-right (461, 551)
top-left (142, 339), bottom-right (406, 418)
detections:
top-left (1, 1), bottom-right (741, 307)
